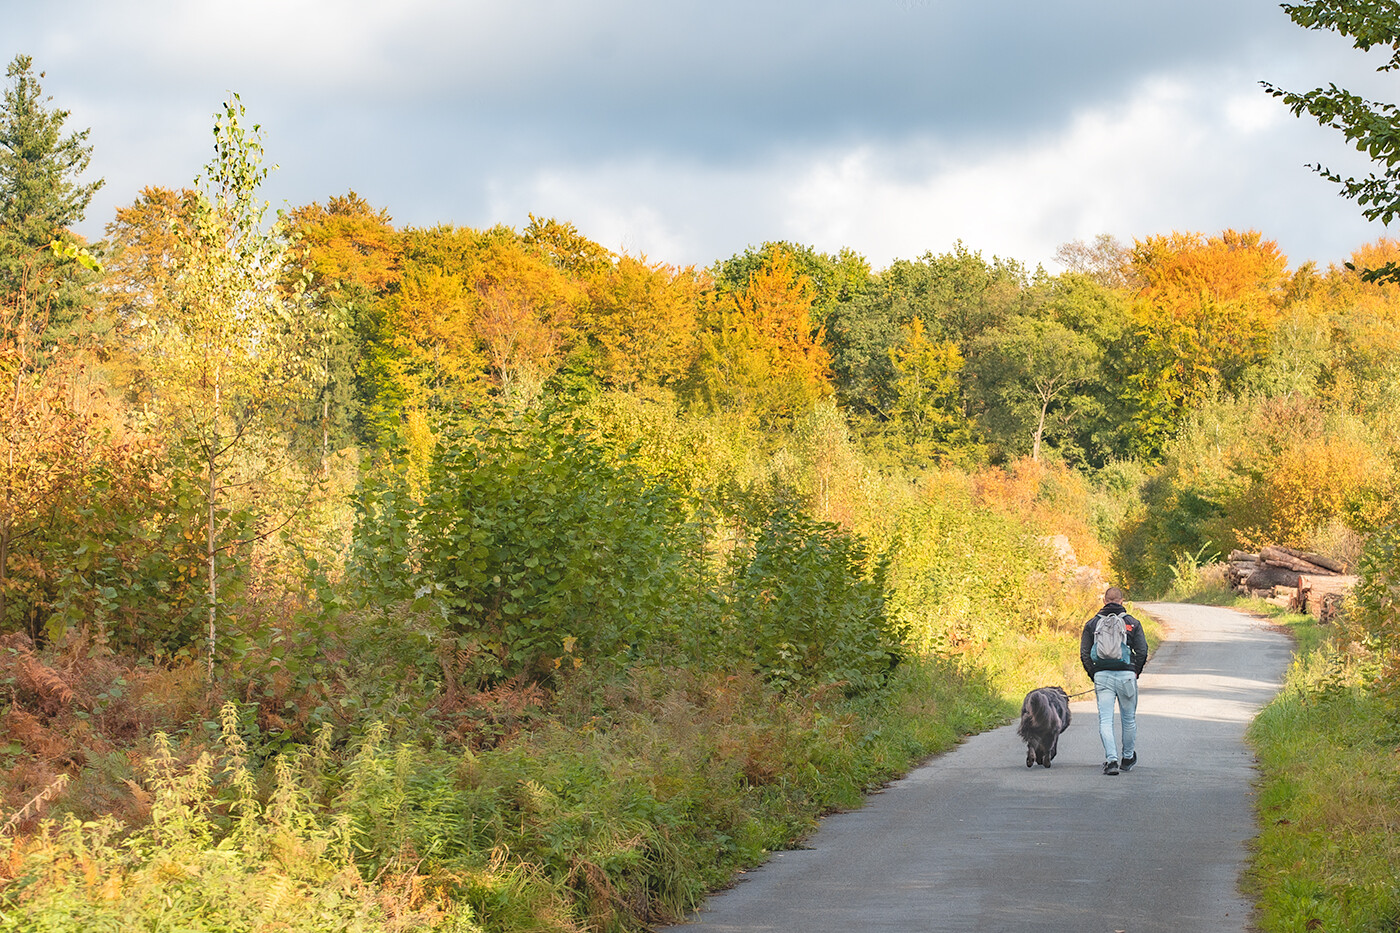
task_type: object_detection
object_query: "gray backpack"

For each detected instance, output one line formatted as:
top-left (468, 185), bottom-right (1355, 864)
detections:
top-left (1091, 611), bottom-right (1130, 665)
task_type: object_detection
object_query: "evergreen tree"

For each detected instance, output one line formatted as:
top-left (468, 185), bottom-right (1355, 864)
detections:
top-left (0, 53), bottom-right (104, 343)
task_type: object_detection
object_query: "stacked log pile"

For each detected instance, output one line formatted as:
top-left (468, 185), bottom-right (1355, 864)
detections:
top-left (1225, 545), bottom-right (1357, 620)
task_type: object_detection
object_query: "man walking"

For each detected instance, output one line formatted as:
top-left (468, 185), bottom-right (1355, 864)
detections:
top-left (1081, 586), bottom-right (1149, 775)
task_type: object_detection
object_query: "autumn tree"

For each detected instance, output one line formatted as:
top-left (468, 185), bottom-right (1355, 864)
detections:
top-left (883, 315), bottom-right (976, 464)
top-left (688, 249), bottom-right (832, 424)
top-left (0, 251), bottom-right (91, 634)
top-left (828, 244), bottom-right (1028, 424)
top-left (132, 97), bottom-right (336, 674)
top-left (523, 214), bottom-right (612, 278)
top-left (287, 192), bottom-right (403, 456)
top-left (583, 253), bottom-right (702, 390)
top-left (382, 223), bottom-right (487, 440)
top-left (712, 241), bottom-right (873, 331)
top-left (472, 231), bottom-right (581, 405)
top-left (1122, 230), bottom-right (1288, 458)
top-left (0, 55), bottom-right (109, 637)
top-left (1318, 239), bottom-right (1400, 384)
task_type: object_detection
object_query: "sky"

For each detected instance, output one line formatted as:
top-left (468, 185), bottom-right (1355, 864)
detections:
top-left (7, 0), bottom-right (1398, 273)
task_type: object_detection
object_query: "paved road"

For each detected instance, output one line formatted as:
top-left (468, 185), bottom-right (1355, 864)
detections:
top-left (662, 603), bottom-right (1294, 933)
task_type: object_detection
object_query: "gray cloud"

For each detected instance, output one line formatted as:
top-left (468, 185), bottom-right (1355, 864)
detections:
top-left (5, 0), bottom-right (1396, 269)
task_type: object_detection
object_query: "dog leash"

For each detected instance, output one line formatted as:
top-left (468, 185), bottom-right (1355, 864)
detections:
top-left (1065, 687), bottom-right (1096, 698)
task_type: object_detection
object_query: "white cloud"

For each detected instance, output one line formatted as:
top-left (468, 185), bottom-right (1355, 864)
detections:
top-left (477, 72), bottom-right (1384, 272)
top-left (10, 0), bottom-right (1393, 272)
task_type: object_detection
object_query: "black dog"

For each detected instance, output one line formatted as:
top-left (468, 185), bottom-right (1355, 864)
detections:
top-left (1017, 686), bottom-right (1071, 768)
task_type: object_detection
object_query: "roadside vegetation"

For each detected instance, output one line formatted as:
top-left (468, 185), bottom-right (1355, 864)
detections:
top-left (1247, 617), bottom-right (1400, 932)
top-left (5, 7), bottom-right (1400, 926)
top-left (1241, 529), bottom-right (1400, 933)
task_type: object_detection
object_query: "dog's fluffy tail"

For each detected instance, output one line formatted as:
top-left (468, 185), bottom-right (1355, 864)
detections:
top-left (1017, 691), bottom-right (1054, 740)
top-left (1017, 687), bottom-right (1070, 740)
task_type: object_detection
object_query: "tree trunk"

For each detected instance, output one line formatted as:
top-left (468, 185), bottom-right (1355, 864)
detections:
top-left (1245, 565), bottom-right (1302, 589)
top-left (1259, 545), bottom-right (1333, 575)
top-left (1032, 400), bottom-right (1048, 462)
top-left (207, 374), bottom-right (219, 680)
top-left (1272, 544), bottom-right (1347, 574)
top-left (320, 394), bottom-right (329, 476)
top-left (1298, 574), bottom-right (1360, 617)
top-left (0, 518), bottom-right (9, 633)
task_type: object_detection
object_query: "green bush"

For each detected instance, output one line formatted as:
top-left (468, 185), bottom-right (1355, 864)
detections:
top-left (408, 407), bottom-right (708, 682)
top-left (723, 500), bottom-right (900, 692)
top-left (885, 493), bottom-right (1054, 653)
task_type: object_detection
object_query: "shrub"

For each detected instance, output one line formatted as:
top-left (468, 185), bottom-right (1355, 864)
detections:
top-left (722, 500), bottom-right (899, 692)
top-left (412, 406), bottom-right (708, 682)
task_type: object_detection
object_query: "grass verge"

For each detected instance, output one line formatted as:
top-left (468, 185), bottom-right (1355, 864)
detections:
top-left (1246, 611), bottom-right (1400, 933)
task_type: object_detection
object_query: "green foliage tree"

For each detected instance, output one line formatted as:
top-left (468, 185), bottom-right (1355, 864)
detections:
top-left (970, 315), bottom-right (1100, 462)
top-left (1036, 272), bottom-right (1134, 466)
top-left (1265, 1), bottom-right (1400, 282)
top-left (827, 244), bottom-right (1029, 446)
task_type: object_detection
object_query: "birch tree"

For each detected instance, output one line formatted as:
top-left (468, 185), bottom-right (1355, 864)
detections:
top-left (135, 97), bottom-right (331, 675)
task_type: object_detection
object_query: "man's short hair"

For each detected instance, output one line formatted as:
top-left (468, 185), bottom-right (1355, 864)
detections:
top-left (1105, 586), bottom-right (1124, 604)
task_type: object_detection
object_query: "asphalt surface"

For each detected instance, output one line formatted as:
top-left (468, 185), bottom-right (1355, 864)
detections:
top-left (661, 603), bottom-right (1295, 933)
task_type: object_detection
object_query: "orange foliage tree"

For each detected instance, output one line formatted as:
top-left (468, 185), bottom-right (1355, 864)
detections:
top-left (1125, 229), bottom-right (1289, 457)
top-left (289, 191), bottom-right (402, 295)
top-left (0, 258), bottom-right (91, 635)
top-left (471, 232), bottom-right (582, 404)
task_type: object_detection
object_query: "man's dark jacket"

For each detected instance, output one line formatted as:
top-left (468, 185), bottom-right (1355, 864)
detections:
top-left (1080, 602), bottom-right (1149, 677)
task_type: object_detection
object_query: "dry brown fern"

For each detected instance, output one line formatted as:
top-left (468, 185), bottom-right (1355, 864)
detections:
top-left (0, 773), bottom-right (69, 838)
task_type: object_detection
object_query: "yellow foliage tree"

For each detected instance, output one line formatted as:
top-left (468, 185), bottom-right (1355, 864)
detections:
top-left (584, 253), bottom-right (702, 390)
top-left (689, 250), bottom-right (832, 423)
top-left (886, 315), bottom-right (974, 463)
top-left (1318, 239), bottom-right (1400, 384)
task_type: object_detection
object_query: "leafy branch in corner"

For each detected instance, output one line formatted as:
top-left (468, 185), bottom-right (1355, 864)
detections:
top-left (1262, 1), bottom-right (1400, 282)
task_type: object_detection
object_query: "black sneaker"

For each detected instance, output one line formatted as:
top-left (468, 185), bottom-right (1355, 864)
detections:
top-left (1103, 759), bottom-right (1120, 775)
top-left (1121, 754), bottom-right (1138, 772)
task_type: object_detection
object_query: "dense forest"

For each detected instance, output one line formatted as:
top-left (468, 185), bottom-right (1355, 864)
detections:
top-left (2, 38), bottom-right (1399, 932)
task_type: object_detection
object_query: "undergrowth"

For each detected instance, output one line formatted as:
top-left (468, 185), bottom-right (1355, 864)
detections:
top-left (0, 644), bottom-right (1029, 933)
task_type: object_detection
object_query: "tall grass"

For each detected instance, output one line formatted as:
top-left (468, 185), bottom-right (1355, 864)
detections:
top-left (0, 636), bottom-right (1071, 933)
top-left (1247, 614), bottom-right (1400, 933)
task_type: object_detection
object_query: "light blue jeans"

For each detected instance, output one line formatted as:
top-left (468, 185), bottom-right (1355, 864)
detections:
top-left (1094, 669), bottom-right (1138, 762)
